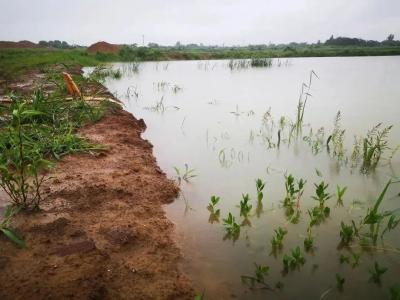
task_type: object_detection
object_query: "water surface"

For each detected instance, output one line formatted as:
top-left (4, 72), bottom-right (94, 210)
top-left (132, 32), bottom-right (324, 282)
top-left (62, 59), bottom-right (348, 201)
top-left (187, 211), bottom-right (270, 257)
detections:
top-left (91, 57), bottom-right (400, 299)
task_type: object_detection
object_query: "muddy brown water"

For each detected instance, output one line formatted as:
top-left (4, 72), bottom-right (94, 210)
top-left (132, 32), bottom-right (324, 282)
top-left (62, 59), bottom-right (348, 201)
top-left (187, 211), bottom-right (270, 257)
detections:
top-left (86, 56), bottom-right (400, 299)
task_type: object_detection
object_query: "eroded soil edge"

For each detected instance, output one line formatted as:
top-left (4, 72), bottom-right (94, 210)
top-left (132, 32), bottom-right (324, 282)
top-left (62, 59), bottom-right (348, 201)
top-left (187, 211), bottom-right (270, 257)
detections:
top-left (0, 67), bottom-right (194, 300)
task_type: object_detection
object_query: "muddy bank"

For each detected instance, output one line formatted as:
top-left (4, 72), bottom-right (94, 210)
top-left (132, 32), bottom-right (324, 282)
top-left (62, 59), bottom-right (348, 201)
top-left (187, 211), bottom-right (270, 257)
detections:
top-left (0, 68), bottom-right (194, 299)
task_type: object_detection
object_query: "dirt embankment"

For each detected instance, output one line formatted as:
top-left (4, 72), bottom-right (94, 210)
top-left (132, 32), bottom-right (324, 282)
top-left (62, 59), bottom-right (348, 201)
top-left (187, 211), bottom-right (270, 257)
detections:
top-left (0, 40), bottom-right (40, 49)
top-left (87, 42), bottom-right (122, 54)
top-left (0, 68), bottom-right (194, 299)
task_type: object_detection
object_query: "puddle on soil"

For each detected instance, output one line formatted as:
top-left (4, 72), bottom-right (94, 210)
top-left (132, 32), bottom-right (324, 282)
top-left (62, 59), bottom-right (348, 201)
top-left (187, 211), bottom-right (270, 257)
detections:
top-left (91, 56), bottom-right (400, 299)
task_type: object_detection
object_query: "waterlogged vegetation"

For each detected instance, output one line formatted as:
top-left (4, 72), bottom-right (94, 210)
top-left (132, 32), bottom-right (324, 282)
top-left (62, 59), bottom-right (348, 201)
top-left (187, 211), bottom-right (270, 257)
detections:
top-left (100, 57), bottom-right (400, 299)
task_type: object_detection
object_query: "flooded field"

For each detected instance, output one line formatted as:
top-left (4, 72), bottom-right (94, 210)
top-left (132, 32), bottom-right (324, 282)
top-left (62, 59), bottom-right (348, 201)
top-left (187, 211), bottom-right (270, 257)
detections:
top-left (90, 56), bottom-right (400, 299)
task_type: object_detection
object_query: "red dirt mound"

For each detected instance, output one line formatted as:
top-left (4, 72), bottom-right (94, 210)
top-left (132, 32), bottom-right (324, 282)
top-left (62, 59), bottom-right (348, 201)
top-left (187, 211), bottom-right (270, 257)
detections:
top-left (0, 40), bottom-right (39, 49)
top-left (87, 41), bottom-right (122, 54)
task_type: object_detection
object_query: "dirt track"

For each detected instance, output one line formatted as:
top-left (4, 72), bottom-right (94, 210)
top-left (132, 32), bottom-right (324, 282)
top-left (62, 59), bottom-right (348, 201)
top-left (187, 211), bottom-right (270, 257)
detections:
top-left (0, 70), bottom-right (194, 299)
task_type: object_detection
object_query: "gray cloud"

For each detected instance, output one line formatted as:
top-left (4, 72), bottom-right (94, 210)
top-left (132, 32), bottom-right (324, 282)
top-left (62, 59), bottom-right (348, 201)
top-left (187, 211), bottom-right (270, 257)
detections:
top-left (0, 0), bottom-right (399, 45)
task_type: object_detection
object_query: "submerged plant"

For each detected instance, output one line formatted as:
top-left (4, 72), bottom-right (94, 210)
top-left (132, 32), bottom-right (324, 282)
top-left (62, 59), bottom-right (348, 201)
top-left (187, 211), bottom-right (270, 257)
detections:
top-left (312, 181), bottom-right (332, 209)
top-left (381, 214), bottom-right (400, 238)
top-left (282, 246), bottom-right (306, 272)
top-left (362, 179), bottom-right (398, 244)
top-left (173, 164), bottom-right (197, 183)
top-left (351, 252), bottom-right (361, 267)
top-left (283, 174), bottom-right (306, 207)
top-left (241, 263), bottom-right (271, 289)
top-left (295, 70), bottom-right (318, 134)
top-left (240, 193), bottom-right (252, 217)
top-left (207, 195), bottom-right (220, 211)
top-left (336, 274), bottom-right (345, 291)
top-left (369, 261), bottom-right (387, 284)
top-left (390, 285), bottom-right (400, 300)
top-left (223, 213), bottom-right (240, 240)
top-left (336, 185), bottom-right (347, 206)
top-left (303, 227), bottom-right (314, 251)
top-left (339, 222), bottom-right (354, 246)
top-left (207, 196), bottom-right (220, 223)
top-left (256, 178), bottom-right (266, 202)
top-left (361, 123), bottom-right (393, 172)
top-left (327, 111), bottom-right (346, 161)
top-left (250, 57), bottom-right (273, 68)
top-left (339, 254), bottom-right (350, 264)
top-left (271, 227), bottom-right (288, 249)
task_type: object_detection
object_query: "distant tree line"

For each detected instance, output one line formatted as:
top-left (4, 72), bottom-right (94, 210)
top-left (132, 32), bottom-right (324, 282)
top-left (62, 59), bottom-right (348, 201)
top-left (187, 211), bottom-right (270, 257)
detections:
top-left (38, 40), bottom-right (80, 49)
top-left (325, 34), bottom-right (399, 47)
top-left (143, 34), bottom-right (400, 50)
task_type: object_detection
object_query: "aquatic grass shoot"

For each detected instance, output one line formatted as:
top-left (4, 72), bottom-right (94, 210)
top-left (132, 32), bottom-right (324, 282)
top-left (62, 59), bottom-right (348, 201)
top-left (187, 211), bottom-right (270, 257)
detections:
top-left (271, 227), bottom-right (288, 249)
top-left (240, 193), bottom-right (252, 217)
top-left (369, 261), bottom-right (387, 284)
top-left (336, 185), bottom-right (347, 206)
top-left (223, 212), bottom-right (241, 240)
top-left (241, 263), bottom-right (272, 290)
top-left (207, 195), bottom-right (221, 223)
top-left (336, 274), bottom-right (345, 290)
top-left (303, 227), bottom-right (315, 251)
top-left (312, 181), bottom-right (332, 209)
top-left (256, 178), bottom-right (266, 202)
top-left (173, 163), bottom-right (197, 184)
top-left (339, 222), bottom-right (354, 246)
top-left (283, 246), bottom-right (306, 272)
top-left (361, 123), bottom-right (393, 173)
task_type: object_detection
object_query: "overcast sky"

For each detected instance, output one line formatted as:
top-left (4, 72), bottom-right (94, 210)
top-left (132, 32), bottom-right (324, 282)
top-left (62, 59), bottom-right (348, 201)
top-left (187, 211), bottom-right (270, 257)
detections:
top-left (1, 0), bottom-right (399, 46)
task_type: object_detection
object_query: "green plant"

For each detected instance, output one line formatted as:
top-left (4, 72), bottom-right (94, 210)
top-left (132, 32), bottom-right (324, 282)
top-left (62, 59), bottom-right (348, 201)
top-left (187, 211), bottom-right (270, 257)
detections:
top-left (303, 227), bottom-right (314, 251)
top-left (308, 205), bottom-right (330, 227)
top-left (369, 261), bottom-right (387, 284)
top-left (255, 178), bottom-right (266, 202)
top-left (223, 213), bottom-right (240, 239)
top-left (295, 70), bottom-right (318, 134)
top-left (194, 290), bottom-right (205, 300)
top-left (336, 274), bottom-right (345, 290)
top-left (88, 65), bottom-right (122, 83)
top-left (339, 222), bottom-right (354, 245)
top-left (250, 57), bottom-right (273, 68)
top-left (362, 180), bottom-right (398, 244)
top-left (271, 227), bottom-right (288, 248)
top-left (339, 254), bottom-right (350, 264)
top-left (241, 263), bottom-right (271, 289)
top-left (351, 252), bottom-right (361, 267)
top-left (336, 185), bottom-right (347, 206)
top-left (283, 174), bottom-right (306, 206)
top-left (275, 281), bottom-right (284, 290)
top-left (312, 181), bottom-right (332, 209)
top-left (361, 123), bottom-right (393, 172)
top-left (207, 196), bottom-right (220, 223)
top-left (0, 86), bottom-right (110, 210)
top-left (381, 214), bottom-right (400, 238)
top-left (0, 206), bottom-right (25, 247)
top-left (390, 285), bottom-right (400, 300)
top-left (207, 195), bottom-right (220, 211)
top-left (240, 193), bottom-right (252, 217)
top-left (283, 246), bottom-right (306, 271)
top-left (327, 111), bottom-right (346, 161)
top-left (0, 102), bottom-right (53, 209)
top-left (174, 163), bottom-right (197, 183)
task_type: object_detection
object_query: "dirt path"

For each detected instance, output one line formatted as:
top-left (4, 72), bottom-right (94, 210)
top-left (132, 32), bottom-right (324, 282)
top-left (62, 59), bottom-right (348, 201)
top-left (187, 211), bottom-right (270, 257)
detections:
top-left (0, 70), bottom-right (194, 299)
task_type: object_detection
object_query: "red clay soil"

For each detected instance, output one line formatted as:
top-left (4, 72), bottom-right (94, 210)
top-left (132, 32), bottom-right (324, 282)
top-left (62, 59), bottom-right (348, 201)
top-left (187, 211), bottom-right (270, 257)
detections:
top-left (0, 40), bottom-right (40, 49)
top-left (87, 42), bottom-right (122, 54)
top-left (0, 71), bottom-right (194, 299)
